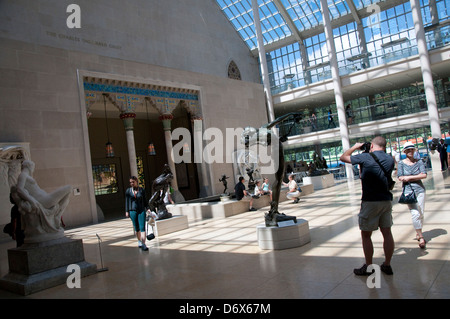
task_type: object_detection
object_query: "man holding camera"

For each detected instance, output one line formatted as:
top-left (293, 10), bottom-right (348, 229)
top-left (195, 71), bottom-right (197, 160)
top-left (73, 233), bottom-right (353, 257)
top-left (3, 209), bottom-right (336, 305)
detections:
top-left (340, 136), bottom-right (395, 276)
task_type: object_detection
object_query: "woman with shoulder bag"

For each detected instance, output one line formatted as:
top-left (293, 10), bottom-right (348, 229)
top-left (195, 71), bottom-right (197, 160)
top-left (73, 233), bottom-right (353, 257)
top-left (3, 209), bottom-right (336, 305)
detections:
top-left (397, 142), bottom-right (427, 249)
top-left (125, 176), bottom-right (149, 251)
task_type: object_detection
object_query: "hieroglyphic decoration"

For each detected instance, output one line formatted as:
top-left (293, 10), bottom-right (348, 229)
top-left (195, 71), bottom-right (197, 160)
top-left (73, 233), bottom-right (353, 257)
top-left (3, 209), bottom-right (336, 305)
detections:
top-left (83, 81), bottom-right (199, 102)
top-left (84, 92), bottom-right (99, 119)
top-left (83, 79), bottom-right (202, 119)
top-left (105, 94), bottom-right (142, 114)
top-left (180, 100), bottom-right (201, 118)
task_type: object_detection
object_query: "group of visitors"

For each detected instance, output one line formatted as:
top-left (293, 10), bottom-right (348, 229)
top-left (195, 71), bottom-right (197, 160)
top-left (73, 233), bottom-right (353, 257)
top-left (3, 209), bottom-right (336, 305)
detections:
top-left (340, 136), bottom-right (428, 276)
top-left (234, 175), bottom-right (301, 212)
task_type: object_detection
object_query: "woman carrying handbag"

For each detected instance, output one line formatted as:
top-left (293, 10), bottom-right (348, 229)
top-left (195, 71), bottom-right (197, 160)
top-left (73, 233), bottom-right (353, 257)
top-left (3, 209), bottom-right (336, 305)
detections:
top-left (397, 142), bottom-right (427, 249)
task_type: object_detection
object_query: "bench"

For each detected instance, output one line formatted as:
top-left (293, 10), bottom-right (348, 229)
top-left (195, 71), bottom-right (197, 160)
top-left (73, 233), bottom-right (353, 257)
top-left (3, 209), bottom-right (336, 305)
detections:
top-left (167, 184), bottom-right (314, 221)
top-left (151, 215), bottom-right (189, 237)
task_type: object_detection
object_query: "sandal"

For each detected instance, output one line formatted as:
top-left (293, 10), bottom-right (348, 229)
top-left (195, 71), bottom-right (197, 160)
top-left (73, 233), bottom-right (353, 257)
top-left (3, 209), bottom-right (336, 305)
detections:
top-left (418, 236), bottom-right (426, 249)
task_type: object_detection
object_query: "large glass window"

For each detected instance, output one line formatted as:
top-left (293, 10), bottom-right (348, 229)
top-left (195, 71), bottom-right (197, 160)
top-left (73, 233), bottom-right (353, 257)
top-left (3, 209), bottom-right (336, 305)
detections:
top-left (363, 1), bottom-right (417, 66)
top-left (267, 42), bottom-right (303, 92)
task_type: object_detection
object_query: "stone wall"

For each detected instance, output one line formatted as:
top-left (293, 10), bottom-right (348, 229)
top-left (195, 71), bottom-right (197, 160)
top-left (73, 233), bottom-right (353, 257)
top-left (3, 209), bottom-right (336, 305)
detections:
top-left (0, 1), bottom-right (267, 227)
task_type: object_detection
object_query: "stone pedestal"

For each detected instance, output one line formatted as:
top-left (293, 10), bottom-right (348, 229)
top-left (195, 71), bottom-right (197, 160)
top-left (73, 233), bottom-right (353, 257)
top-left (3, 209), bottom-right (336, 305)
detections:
top-left (153, 215), bottom-right (189, 236)
top-left (257, 218), bottom-right (311, 250)
top-left (303, 173), bottom-right (335, 190)
top-left (0, 237), bottom-right (97, 295)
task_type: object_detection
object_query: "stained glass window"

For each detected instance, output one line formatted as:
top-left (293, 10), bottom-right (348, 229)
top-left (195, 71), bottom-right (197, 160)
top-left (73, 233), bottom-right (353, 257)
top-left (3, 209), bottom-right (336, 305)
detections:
top-left (93, 164), bottom-right (118, 195)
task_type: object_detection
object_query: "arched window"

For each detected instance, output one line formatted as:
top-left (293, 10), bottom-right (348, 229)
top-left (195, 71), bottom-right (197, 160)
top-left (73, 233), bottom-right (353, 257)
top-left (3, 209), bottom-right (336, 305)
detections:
top-left (227, 60), bottom-right (241, 80)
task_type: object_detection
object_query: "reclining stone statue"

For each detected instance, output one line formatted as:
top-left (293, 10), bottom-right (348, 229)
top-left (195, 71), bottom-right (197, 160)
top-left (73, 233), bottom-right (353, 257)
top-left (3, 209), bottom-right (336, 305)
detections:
top-left (10, 160), bottom-right (71, 244)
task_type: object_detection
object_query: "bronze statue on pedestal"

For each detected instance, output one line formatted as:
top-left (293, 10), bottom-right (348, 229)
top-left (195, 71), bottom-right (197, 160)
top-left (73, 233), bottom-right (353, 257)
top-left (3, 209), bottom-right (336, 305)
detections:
top-left (241, 112), bottom-right (302, 227)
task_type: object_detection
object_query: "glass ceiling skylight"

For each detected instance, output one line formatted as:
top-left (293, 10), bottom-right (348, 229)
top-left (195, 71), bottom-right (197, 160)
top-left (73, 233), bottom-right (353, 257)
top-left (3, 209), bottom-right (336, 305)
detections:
top-left (216, 0), bottom-right (292, 49)
top-left (215, 0), bottom-right (384, 50)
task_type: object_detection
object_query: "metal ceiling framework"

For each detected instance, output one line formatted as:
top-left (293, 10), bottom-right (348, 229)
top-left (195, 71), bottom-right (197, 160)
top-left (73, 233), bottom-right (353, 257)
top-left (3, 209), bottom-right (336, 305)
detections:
top-left (215, 0), bottom-right (410, 57)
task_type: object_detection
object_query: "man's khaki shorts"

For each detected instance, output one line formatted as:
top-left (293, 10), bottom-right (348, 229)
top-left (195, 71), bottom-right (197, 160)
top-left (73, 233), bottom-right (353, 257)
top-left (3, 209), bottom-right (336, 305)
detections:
top-left (358, 201), bottom-right (393, 231)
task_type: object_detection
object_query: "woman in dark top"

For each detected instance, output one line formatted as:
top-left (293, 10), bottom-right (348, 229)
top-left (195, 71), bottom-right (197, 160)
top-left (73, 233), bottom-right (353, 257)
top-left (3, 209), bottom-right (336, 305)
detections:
top-left (125, 176), bottom-right (149, 251)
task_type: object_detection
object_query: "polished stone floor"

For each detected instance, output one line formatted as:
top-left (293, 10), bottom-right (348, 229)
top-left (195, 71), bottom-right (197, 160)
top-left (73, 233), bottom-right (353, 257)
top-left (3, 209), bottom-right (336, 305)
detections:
top-left (1, 171), bottom-right (449, 299)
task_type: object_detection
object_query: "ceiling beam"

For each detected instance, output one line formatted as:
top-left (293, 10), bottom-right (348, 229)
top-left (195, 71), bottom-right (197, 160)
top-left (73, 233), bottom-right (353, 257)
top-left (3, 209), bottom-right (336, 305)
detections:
top-left (251, 0), bottom-right (409, 56)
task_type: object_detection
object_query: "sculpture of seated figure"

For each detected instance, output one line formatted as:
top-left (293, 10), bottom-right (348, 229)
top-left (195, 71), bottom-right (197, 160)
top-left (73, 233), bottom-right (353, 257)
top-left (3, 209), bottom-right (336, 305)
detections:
top-left (11, 160), bottom-right (71, 244)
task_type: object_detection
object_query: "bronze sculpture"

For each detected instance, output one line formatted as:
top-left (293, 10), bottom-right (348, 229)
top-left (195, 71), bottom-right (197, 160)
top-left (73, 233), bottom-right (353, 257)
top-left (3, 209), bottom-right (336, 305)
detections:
top-left (148, 164), bottom-right (173, 220)
top-left (219, 174), bottom-right (229, 194)
top-left (241, 112), bottom-right (302, 226)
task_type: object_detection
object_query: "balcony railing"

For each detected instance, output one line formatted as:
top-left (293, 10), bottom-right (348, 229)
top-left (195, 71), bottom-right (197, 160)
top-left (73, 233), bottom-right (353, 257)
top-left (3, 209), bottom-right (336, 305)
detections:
top-left (271, 23), bottom-right (450, 95)
top-left (278, 93), bottom-right (450, 138)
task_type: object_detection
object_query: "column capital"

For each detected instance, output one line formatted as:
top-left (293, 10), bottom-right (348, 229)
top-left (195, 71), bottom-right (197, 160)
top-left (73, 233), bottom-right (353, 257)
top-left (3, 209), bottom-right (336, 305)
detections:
top-left (120, 112), bottom-right (136, 131)
top-left (159, 114), bottom-right (174, 131)
top-left (119, 112), bottom-right (136, 120)
top-left (158, 114), bottom-right (174, 121)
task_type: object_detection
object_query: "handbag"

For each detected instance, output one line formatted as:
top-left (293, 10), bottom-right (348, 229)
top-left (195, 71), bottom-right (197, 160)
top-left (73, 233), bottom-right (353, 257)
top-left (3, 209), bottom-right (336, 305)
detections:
top-left (369, 153), bottom-right (395, 190)
top-left (398, 183), bottom-right (417, 204)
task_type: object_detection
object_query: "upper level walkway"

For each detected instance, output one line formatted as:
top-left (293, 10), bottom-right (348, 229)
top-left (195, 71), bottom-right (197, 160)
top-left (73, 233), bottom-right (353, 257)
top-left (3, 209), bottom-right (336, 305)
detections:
top-left (272, 23), bottom-right (450, 103)
top-left (273, 42), bottom-right (450, 148)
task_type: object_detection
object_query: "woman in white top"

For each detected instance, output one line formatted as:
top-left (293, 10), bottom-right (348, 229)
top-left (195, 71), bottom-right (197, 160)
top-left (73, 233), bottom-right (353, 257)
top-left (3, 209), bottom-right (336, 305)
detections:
top-left (253, 180), bottom-right (262, 197)
top-left (283, 174), bottom-right (301, 203)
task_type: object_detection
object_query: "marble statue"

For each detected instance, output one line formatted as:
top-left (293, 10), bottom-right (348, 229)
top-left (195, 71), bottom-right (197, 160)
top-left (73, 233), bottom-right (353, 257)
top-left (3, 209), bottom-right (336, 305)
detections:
top-left (10, 159), bottom-right (71, 243)
top-left (148, 164), bottom-right (173, 220)
top-left (241, 112), bottom-right (302, 227)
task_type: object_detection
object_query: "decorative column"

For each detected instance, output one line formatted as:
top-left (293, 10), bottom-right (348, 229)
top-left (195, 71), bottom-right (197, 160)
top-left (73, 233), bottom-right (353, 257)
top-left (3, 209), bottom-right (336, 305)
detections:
top-left (120, 112), bottom-right (138, 178)
top-left (191, 116), bottom-right (211, 197)
top-left (160, 114), bottom-right (179, 191)
top-left (251, 0), bottom-right (275, 122)
top-left (410, 0), bottom-right (440, 138)
top-left (410, 0), bottom-right (443, 180)
top-left (320, 0), bottom-right (353, 180)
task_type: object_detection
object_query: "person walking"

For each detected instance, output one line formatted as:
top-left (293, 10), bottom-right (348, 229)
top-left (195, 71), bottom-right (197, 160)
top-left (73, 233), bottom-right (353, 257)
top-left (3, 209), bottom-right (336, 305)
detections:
top-left (437, 138), bottom-right (448, 171)
top-left (340, 136), bottom-right (395, 275)
top-left (345, 104), bottom-right (354, 125)
top-left (125, 176), bottom-right (149, 251)
top-left (327, 109), bottom-right (336, 128)
top-left (397, 142), bottom-right (427, 249)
